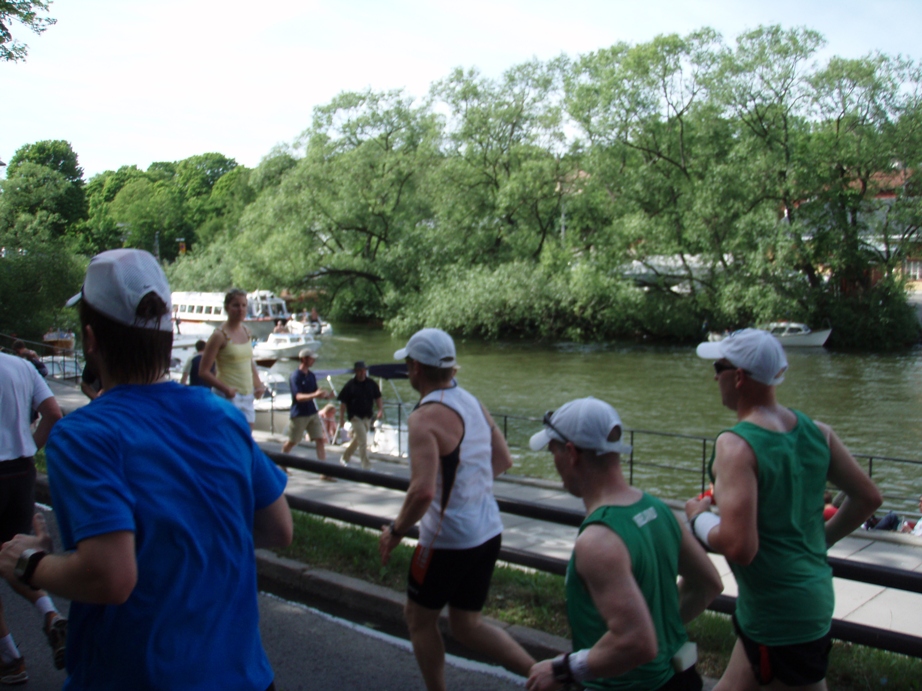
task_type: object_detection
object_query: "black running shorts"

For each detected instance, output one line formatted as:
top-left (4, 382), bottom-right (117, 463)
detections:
top-left (407, 533), bottom-right (502, 611)
top-left (0, 457), bottom-right (36, 543)
top-left (733, 615), bottom-right (831, 686)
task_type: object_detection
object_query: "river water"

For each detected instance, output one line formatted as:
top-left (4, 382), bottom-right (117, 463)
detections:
top-left (267, 324), bottom-right (922, 512)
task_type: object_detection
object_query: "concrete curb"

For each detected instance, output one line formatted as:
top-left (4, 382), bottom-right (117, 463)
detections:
top-left (254, 549), bottom-right (572, 661)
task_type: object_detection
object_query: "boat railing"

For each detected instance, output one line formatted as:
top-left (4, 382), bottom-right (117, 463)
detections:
top-left (379, 398), bottom-right (922, 517)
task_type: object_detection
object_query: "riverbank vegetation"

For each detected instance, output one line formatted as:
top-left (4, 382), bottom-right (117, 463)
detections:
top-left (3, 26), bottom-right (921, 350)
top-left (283, 510), bottom-right (920, 690)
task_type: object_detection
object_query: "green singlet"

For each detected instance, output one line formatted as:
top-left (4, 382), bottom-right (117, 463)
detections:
top-left (709, 409), bottom-right (833, 645)
top-left (566, 494), bottom-right (687, 691)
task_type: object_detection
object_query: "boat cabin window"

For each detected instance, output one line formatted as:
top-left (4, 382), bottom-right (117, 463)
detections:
top-left (771, 327), bottom-right (785, 336)
top-left (788, 326), bottom-right (803, 334)
top-left (195, 305), bottom-right (204, 314)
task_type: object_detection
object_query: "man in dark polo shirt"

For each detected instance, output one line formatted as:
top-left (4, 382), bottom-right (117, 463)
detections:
top-left (337, 361), bottom-right (383, 469)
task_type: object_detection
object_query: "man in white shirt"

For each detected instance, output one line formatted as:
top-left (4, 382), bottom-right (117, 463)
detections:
top-left (0, 352), bottom-right (65, 682)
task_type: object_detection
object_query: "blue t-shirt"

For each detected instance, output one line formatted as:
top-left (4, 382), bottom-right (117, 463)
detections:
top-left (289, 369), bottom-right (318, 418)
top-left (46, 382), bottom-right (287, 691)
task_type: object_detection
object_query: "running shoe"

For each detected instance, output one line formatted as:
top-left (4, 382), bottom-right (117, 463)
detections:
top-left (44, 614), bottom-right (67, 670)
top-left (0, 657), bottom-right (27, 685)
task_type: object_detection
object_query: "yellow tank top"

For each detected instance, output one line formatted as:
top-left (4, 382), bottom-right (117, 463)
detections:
top-left (215, 333), bottom-right (254, 395)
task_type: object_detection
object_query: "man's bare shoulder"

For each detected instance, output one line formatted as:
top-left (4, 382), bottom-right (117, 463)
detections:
top-left (714, 431), bottom-right (757, 472)
top-left (411, 400), bottom-right (461, 426)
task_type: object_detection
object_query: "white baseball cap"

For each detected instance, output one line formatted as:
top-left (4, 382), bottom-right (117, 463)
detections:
top-left (66, 249), bottom-right (172, 332)
top-left (298, 348), bottom-right (318, 359)
top-left (696, 328), bottom-right (787, 386)
top-left (394, 328), bottom-right (457, 368)
top-left (529, 397), bottom-right (632, 455)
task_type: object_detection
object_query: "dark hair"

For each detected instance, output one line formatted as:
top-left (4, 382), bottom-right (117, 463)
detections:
top-left (11, 340), bottom-right (25, 351)
top-left (195, 340), bottom-right (207, 352)
top-left (224, 288), bottom-right (247, 309)
top-left (80, 293), bottom-right (172, 385)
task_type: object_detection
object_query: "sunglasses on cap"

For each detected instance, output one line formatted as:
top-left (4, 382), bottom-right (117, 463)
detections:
top-left (543, 410), bottom-right (572, 445)
top-left (713, 361), bottom-right (737, 375)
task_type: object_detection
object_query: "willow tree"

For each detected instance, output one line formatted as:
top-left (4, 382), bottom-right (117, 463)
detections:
top-left (226, 89), bottom-right (441, 319)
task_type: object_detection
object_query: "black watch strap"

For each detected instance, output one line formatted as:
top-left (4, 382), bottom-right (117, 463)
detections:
top-left (388, 521), bottom-right (404, 538)
top-left (16, 548), bottom-right (47, 589)
top-left (551, 652), bottom-right (572, 684)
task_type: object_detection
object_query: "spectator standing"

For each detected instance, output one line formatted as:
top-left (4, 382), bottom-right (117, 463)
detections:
top-left (379, 328), bottom-right (535, 691)
top-left (338, 361), bottom-right (383, 469)
top-left (180, 340), bottom-right (213, 387)
top-left (281, 349), bottom-right (334, 477)
top-left (527, 398), bottom-right (722, 691)
top-left (687, 329), bottom-right (882, 690)
top-left (0, 249), bottom-right (292, 689)
top-left (198, 289), bottom-right (266, 429)
top-left (0, 352), bottom-right (65, 683)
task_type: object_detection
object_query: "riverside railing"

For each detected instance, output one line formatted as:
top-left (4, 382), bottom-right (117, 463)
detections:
top-left (267, 450), bottom-right (922, 659)
top-left (382, 402), bottom-right (922, 514)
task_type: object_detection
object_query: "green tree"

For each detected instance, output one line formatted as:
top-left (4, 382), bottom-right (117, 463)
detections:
top-left (108, 178), bottom-right (186, 261)
top-left (0, 0), bottom-right (55, 62)
top-left (4, 140), bottom-right (87, 231)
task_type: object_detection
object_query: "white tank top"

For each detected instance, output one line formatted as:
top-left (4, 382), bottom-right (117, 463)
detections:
top-left (416, 385), bottom-right (504, 549)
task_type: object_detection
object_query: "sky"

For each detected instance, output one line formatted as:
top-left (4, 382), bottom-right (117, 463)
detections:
top-left (3, 0), bottom-right (922, 180)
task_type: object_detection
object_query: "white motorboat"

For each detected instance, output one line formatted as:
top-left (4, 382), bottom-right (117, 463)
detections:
top-left (171, 290), bottom-right (291, 339)
top-left (763, 322), bottom-right (832, 347)
top-left (708, 322), bottom-right (832, 347)
top-left (287, 318), bottom-right (333, 337)
top-left (252, 332), bottom-right (322, 360)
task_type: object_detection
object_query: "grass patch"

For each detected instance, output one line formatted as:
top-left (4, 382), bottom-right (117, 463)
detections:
top-left (278, 510), bottom-right (920, 689)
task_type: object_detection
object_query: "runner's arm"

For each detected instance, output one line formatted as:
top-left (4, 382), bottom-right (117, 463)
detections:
top-left (253, 494), bottom-right (294, 549)
top-left (482, 404), bottom-right (513, 477)
top-left (528, 525), bottom-right (657, 689)
top-left (676, 520), bottom-right (723, 623)
top-left (818, 422), bottom-right (882, 546)
top-left (0, 530), bottom-right (137, 605)
top-left (379, 407), bottom-right (444, 565)
top-left (701, 433), bottom-right (759, 565)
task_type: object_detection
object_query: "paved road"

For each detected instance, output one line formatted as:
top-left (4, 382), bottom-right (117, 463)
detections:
top-left (0, 587), bottom-right (525, 690)
top-left (0, 504), bottom-right (524, 690)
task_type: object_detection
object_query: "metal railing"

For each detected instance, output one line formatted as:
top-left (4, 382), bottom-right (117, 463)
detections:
top-left (267, 450), bottom-right (922, 659)
top-left (380, 402), bottom-right (922, 514)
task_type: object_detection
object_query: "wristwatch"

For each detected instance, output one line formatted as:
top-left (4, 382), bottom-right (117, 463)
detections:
top-left (15, 548), bottom-right (46, 589)
top-left (388, 521), bottom-right (404, 538)
top-left (551, 652), bottom-right (573, 684)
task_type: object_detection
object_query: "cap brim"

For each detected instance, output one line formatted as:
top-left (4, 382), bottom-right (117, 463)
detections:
top-left (529, 429), bottom-right (553, 451)
top-left (394, 347), bottom-right (408, 360)
top-left (65, 291), bottom-right (82, 308)
top-left (695, 341), bottom-right (723, 359)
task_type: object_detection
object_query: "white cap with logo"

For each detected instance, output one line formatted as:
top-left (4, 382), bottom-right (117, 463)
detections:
top-left (529, 397), bottom-right (632, 455)
top-left (393, 328), bottom-right (457, 368)
top-left (66, 249), bottom-right (172, 332)
top-left (695, 328), bottom-right (788, 385)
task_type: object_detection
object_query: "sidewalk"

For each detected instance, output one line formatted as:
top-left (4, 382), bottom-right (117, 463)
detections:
top-left (45, 379), bottom-right (922, 655)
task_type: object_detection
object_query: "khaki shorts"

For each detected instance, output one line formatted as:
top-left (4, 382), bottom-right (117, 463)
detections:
top-left (287, 413), bottom-right (324, 444)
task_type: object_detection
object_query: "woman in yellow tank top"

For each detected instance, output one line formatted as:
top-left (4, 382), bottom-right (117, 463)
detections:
top-left (198, 289), bottom-right (266, 428)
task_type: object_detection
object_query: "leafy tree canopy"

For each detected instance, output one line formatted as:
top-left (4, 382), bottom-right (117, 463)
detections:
top-left (0, 0), bottom-right (55, 62)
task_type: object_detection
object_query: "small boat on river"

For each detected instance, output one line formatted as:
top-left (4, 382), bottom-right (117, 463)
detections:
top-left (287, 318), bottom-right (333, 337)
top-left (252, 332), bottom-right (322, 360)
top-left (708, 322), bottom-right (831, 348)
top-left (763, 322), bottom-right (832, 347)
